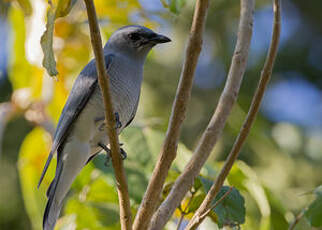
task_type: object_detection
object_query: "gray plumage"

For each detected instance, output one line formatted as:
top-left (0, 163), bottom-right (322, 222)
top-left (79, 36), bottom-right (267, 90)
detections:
top-left (38, 25), bottom-right (170, 230)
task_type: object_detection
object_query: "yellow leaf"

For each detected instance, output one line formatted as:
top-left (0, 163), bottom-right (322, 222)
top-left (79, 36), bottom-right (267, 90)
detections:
top-left (18, 127), bottom-right (53, 230)
top-left (8, 7), bottom-right (32, 89)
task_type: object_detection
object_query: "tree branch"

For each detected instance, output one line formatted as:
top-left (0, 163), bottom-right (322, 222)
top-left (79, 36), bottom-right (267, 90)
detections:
top-left (288, 209), bottom-right (305, 230)
top-left (148, 0), bottom-right (255, 229)
top-left (83, 1), bottom-right (132, 229)
top-left (198, 186), bottom-right (233, 221)
top-left (133, 1), bottom-right (210, 229)
top-left (185, 0), bottom-right (281, 229)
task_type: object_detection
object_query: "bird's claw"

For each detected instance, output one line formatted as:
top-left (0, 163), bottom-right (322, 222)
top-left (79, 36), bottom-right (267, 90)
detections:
top-left (98, 142), bottom-right (111, 166)
top-left (120, 148), bottom-right (127, 160)
top-left (98, 142), bottom-right (127, 167)
top-left (115, 112), bottom-right (122, 129)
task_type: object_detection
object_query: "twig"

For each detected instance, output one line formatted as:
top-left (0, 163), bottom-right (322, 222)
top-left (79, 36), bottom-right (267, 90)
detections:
top-left (185, 0), bottom-right (281, 229)
top-left (148, 0), bottom-right (255, 229)
top-left (288, 209), bottom-right (305, 230)
top-left (83, 0), bottom-right (132, 229)
top-left (176, 191), bottom-right (195, 230)
top-left (176, 214), bottom-right (185, 230)
top-left (198, 186), bottom-right (233, 221)
top-left (133, 1), bottom-right (210, 230)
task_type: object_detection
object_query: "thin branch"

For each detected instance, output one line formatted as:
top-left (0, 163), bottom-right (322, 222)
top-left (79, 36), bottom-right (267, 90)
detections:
top-left (83, 0), bottom-right (132, 229)
top-left (148, 0), bottom-right (255, 229)
top-left (176, 191), bottom-right (195, 230)
top-left (133, 1), bottom-right (210, 229)
top-left (288, 209), bottom-right (305, 230)
top-left (185, 0), bottom-right (281, 229)
top-left (197, 186), bottom-right (233, 223)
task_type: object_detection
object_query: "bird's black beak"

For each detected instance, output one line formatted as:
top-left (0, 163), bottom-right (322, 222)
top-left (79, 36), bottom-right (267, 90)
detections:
top-left (149, 33), bottom-right (171, 44)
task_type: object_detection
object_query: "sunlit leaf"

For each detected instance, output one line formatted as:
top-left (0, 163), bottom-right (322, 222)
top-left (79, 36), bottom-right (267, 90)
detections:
top-left (41, 0), bottom-right (78, 77)
top-left (305, 185), bottom-right (322, 227)
top-left (64, 197), bottom-right (121, 230)
top-left (227, 161), bottom-right (271, 219)
top-left (8, 7), bottom-right (32, 89)
top-left (18, 127), bottom-right (53, 230)
top-left (186, 194), bottom-right (205, 213)
top-left (41, 5), bottom-right (58, 76)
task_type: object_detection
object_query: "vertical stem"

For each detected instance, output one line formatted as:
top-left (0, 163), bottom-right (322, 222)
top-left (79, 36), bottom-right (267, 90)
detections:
top-left (133, 1), bottom-right (210, 229)
top-left (149, 0), bottom-right (255, 229)
top-left (185, 0), bottom-right (281, 229)
top-left (83, 0), bottom-right (132, 229)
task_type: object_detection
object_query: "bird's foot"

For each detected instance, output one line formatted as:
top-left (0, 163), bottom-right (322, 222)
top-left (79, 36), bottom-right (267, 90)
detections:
top-left (98, 142), bottom-right (127, 167)
top-left (120, 148), bottom-right (127, 160)
top-left (115, 112), bottom-right (122, 129)
top-left (98, 142), bottom-right (111, 166)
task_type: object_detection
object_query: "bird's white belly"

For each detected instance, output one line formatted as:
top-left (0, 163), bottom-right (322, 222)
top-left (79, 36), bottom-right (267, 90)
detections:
top-left (68, 88), bottom-right (108, 156)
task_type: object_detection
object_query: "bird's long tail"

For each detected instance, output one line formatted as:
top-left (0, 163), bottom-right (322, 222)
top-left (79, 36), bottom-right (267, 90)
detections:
top-left (43, 141), bottom-right (91, 230)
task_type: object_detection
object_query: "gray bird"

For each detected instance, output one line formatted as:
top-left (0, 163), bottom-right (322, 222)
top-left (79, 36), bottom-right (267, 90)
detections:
top-left (38, 25), bottom-right (170, 230)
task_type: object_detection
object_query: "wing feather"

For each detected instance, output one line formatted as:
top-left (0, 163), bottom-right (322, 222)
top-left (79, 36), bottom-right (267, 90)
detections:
top-left (38, 54), bottom-right (114, 188)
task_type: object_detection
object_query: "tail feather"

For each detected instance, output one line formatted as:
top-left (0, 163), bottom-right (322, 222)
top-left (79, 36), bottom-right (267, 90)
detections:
top-left (43, 160), bottom-right (63, 230)
top-left (42, 140), bottom-right (92, 230)
top-left (43, 192), bottom-right (62, 230)
top-left (38, 152), bottom-right (54, 189)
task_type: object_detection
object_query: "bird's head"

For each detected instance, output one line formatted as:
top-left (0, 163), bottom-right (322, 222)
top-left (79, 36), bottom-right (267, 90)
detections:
top-left (104, 25), bottom-right (171, 60)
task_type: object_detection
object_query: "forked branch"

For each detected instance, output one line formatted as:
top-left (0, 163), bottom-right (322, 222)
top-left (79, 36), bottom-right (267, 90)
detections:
top-left (148, 0), bottom-right (255, 229)
top-left (83, 0), bottom-right (132, 229)
top-left (133, 1), bottom-right (210, 230)
top-left (185, 0), bottom-right (281, 229)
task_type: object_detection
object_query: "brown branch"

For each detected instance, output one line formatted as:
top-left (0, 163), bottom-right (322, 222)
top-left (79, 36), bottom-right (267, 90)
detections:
top-left (83, 0), bottom-right (132, 229)
top-left (185, 0), bottom-right (281, 229)
top-left (133, 1), bottom-right (210, 229)
top-left (288, 209), bottom-right (305, 230)
top-left (148, 0), bottom-right (255, 229)
top-left (198, 186), bottom-right (233, 222)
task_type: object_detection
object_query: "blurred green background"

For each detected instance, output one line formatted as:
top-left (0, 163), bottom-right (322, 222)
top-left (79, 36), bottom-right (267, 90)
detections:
top-left (0, 0), bottom-right (321, 229)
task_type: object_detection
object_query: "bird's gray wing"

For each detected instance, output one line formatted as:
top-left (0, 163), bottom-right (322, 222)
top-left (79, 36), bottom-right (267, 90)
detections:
top-left (38, 54), bottom-right (114, 188)
top-left (124, 93), bottom-right (140, 128)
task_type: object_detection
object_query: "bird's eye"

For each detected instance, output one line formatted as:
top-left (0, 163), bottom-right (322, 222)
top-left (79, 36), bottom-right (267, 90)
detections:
top-left (128, 32), bottom-right (141, 41)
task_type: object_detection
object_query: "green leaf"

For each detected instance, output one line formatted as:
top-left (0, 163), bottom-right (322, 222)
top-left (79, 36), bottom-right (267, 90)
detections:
top-left (41, 5), bottom-right (58, 76)
top-left (305, 185), bottom-right (322, 227)
top-left (41, 0), bottom-right (77, 76)
top-left (64, 197), bottom-right (121, 229)
top-left (198, 175), bottom-right (246, 227)
top-left (186, 194), bottom-right (206, 213)
top-left (212, 186), bottom-right (246, 228)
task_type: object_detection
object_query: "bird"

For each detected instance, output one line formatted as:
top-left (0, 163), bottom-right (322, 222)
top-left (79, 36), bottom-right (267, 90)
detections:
top-left (38, 25), bottom-right (171, 230)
